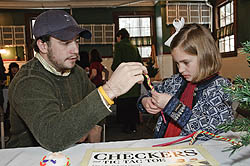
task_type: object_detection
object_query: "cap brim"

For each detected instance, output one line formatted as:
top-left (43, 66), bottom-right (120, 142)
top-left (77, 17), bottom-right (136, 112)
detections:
top-left (79, 29), bottom-right (92, 39)
top-left (50, 26), bottom-right (92, 41)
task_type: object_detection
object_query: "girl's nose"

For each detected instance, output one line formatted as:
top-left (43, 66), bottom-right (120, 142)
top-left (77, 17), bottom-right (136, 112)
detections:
top-left (178, 64), bottom-right (185, 73)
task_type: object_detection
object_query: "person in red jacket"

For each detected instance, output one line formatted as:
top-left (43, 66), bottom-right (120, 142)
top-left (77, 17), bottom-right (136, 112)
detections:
top-left (89, 49), bottom-right (109, 87)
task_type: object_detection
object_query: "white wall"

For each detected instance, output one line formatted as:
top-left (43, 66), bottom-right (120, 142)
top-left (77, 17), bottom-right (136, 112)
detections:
top-left (220, 49), bottom-right (250, 80)
top-left (156, 54), bottom-right (174, 79)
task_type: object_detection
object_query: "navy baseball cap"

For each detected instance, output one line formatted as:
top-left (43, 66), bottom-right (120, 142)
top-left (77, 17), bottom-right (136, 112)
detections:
top-left (33, 10), bottom-right (91, 41)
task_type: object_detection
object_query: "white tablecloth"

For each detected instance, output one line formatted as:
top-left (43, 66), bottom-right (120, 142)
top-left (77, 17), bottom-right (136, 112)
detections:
top-left (1, 132), bottom-right (250, 166)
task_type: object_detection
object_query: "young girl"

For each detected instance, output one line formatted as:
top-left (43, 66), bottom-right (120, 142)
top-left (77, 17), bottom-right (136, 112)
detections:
top-left (137, 23), bottom-right (234, 140)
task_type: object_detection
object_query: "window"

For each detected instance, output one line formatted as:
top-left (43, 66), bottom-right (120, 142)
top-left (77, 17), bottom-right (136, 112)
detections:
top-left (219, 2), bottom-right (233, 27)
top-left (31, 18), bottom-right (36, 40)
top-left (79, 24), bottom-right (115, 45)
top-left (30, 18), bottom-right (36, 57)
top-left (0, 26), bottom-right (26, 61)
top-left (216, 1), bottom-right (235, 55)
top-left (166, 2), bottom-right (212, 28)
top-left (118, 17), bottom-right (152, 58)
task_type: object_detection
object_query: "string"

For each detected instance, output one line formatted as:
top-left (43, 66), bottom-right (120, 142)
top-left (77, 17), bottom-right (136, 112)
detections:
top-left (152, 130), bottom-right (242, 147)
top-left (152, 132), bottom-right (197, 147)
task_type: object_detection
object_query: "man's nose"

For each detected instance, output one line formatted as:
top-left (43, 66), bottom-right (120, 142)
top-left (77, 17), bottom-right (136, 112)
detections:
top-left (70, 41), bottom-right (79, 54)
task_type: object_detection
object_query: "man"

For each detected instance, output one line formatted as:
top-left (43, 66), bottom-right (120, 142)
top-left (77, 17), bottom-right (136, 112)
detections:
top-left (111, 28), bottom-right (143, 133)
top-left (7, 10), bottom-right (147, 152)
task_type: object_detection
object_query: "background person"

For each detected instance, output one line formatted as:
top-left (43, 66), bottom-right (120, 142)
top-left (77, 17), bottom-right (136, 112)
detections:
top-left (6, 10), bottom-right (147, 152)
top-left (4, 62), bottom-right (20, 137)
top-left (7, 62), bottom-right (19, 82)
top-left (137, 23), bottom-right (233, 140)
top-left (111, 28), bottom-right (143, 134)
top-left (89, 48), bottom-right (109, 87)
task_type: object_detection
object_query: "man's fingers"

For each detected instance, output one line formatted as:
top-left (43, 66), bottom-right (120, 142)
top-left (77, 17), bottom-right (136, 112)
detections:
top-left (132, 75), bottom-right (145, 84)
top-left (119, 62), bottom-right (148, 75)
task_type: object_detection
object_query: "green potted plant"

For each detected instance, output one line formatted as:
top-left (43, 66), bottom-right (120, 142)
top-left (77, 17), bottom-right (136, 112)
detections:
top-left (219, 41), bottom-right (250, 154)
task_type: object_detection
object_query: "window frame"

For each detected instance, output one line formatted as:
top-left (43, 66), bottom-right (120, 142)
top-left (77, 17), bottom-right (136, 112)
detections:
top-left (215, 0), bottom-right (237, 57)
top-left (113, 11), bottom-right (156, 60)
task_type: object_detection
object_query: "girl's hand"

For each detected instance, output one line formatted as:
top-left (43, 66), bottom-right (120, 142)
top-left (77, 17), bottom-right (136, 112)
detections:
top-left (142, 97), bottom-right (162, 114)
top-left (151, 91), bottom-right (172, 109)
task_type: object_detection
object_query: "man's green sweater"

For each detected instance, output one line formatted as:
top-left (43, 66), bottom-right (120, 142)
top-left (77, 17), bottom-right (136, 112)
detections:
top-left (7, 58), bottom-right (111, 152)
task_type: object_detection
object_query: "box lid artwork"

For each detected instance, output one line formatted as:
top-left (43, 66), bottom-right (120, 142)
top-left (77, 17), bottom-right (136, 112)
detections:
top-left (81, 145), bottom-right (219, 166)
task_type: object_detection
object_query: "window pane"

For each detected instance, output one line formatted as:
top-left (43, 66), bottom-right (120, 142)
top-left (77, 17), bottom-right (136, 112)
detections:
top-left (231, 2), bottom-right (234, 23)
top-left (225, 16), bottom-right (231, 26)
top-left (231, 2), bottom-right (234, 14)
top-left (129, 28), bottom-right (140, 37)
top-left (119, 18), bottom-right (129, 29)
top-left (140, 27), bottom-right (150, 36)
top-left (219, 39), bottom-right (225, 53)
top-left (225, 36), bottom-right (230, 52)
top-left (220, 6), bottom-right (225, 18)
top-left (131, 18), bottom-right (140, 28)
top-left (140, 18), bottom-right (150, 28)
top-left (138, 46), bottom-right (151, 58)
top-left (31, 19), bottom-right (36, 39)
top-left (220, 18), bottom-right (225, 27)
top-left (225, 3), bottom-right (231, 17)
top-left (230, 35), bottom-right (234, 51)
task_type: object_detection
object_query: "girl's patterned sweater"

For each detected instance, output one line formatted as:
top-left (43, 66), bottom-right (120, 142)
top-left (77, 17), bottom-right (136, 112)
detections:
top-left (137, 73), bottom-right (234, 140)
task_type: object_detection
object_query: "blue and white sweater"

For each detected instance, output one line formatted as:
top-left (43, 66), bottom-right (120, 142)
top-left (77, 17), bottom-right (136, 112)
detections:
top-left (137, 73), bottom-right (234, 140)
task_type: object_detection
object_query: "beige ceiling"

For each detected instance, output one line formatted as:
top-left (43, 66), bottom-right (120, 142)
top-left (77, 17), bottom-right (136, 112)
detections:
top-left (0, 0), bottom-right (156, 9)
top-left (0, 0), bottom-right (208, 9)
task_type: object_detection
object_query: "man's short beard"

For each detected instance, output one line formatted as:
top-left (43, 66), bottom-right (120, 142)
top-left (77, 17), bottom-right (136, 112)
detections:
top-left (47, 46), bottom-right (69, 72)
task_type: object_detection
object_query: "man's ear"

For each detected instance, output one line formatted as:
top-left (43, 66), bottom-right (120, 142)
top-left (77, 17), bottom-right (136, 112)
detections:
top-left (37, 39), bottom-right (48, 54)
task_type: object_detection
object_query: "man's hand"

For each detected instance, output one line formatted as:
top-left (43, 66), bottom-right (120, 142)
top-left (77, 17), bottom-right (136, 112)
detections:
top-left (87, 125), bottom-right (102, 143)
top-left (142, 97), bottom-right (162, 114)
top-left (103, 62), bottom-right (147, 99)
top-left (78, 125), bottom-right (103, 143)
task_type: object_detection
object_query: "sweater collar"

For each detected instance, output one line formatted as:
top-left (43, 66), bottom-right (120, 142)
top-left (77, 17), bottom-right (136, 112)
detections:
top-left (197, 73), bottom-right (219, 87)
top-left (35, 53), bottom-right (71, 76)
top-left (181, 73), bottom-right (220, 90)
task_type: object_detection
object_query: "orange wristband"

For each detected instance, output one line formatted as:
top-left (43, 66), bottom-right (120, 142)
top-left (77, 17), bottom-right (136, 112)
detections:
top-left (98, 86), bottom-right (114, 105)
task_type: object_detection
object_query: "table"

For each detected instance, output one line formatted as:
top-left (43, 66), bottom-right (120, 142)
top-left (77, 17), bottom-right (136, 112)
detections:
top-left (0, 131), bottom-right (250, 166)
